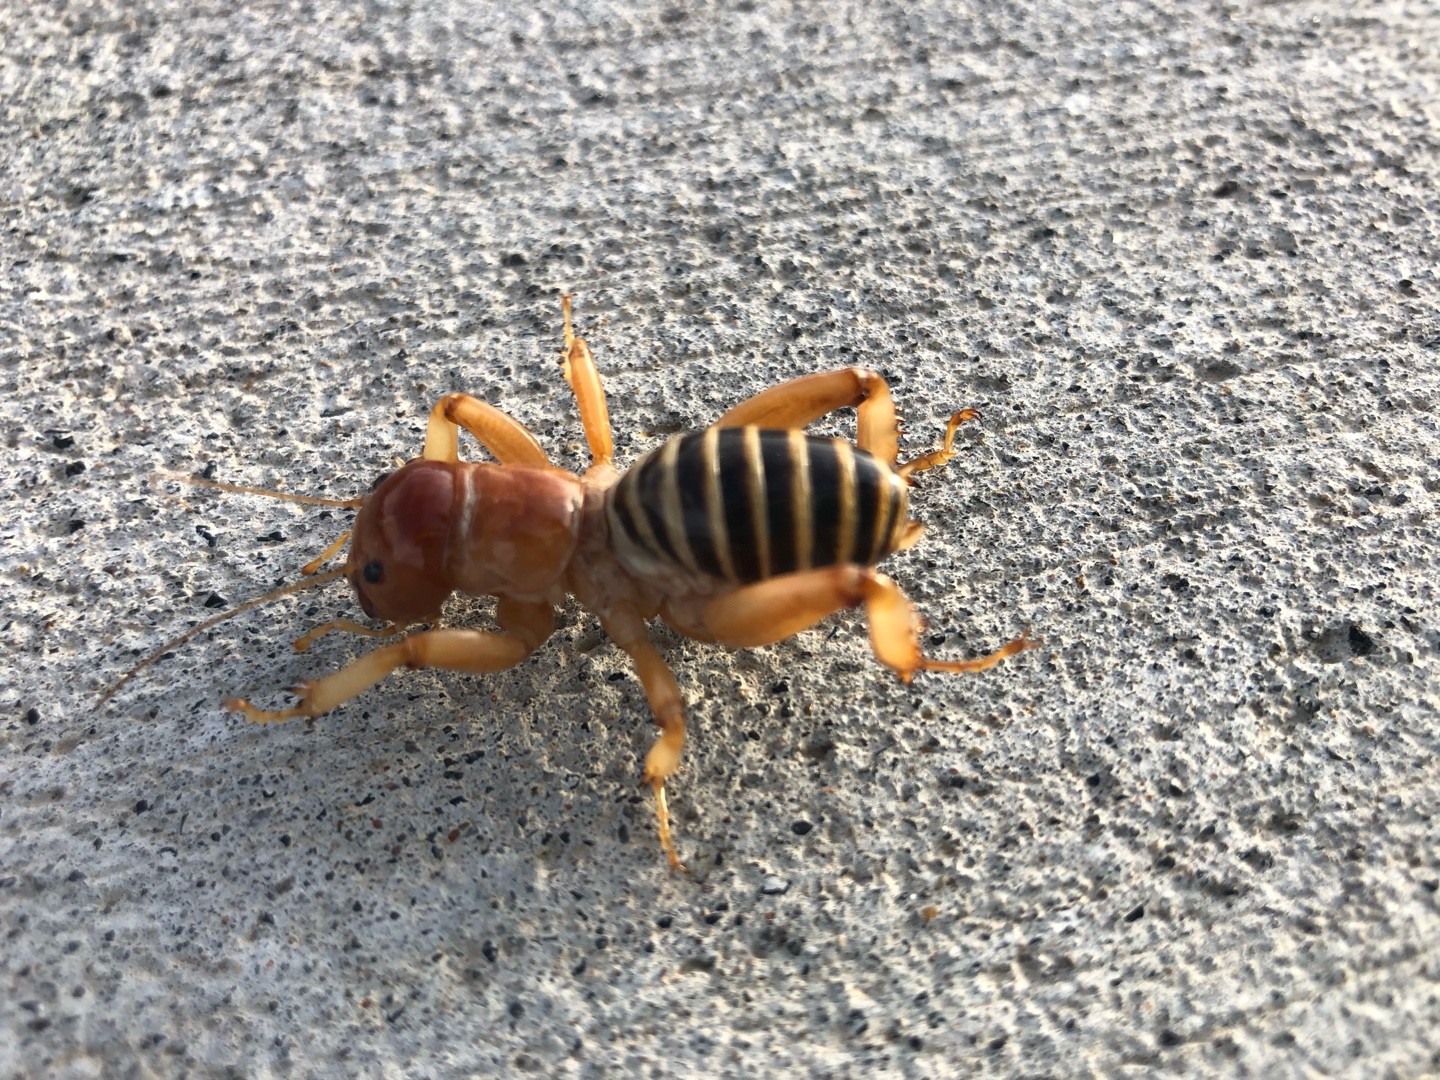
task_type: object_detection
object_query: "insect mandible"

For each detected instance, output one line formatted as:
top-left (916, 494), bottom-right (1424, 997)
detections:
top-left (104, 296), bottom-right (1037, 870)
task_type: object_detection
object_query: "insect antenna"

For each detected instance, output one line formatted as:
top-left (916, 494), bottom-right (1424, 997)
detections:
top-left (98, 565), bottom-right (350, 707)
top-left (99, 471), bottom-right (367, 706)
top-left (159, 472), bottom-right (365, 509)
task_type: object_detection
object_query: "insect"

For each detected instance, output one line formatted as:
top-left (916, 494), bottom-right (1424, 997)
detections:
top-left (103, 297), bottom-right (1037, 870)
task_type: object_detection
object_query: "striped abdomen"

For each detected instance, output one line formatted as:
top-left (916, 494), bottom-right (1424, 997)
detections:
top-left (607, 427), bottom-right (910, 584)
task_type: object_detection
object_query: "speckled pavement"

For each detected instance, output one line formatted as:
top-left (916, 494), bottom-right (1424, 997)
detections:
top-left (4, 2), bottom-right (1439, 1076)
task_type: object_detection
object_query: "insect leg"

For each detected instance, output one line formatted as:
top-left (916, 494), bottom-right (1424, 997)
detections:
top-left (897, 408), bottom-right (981, 479)
top-left (559, 295), bottom-right (615, 470)
top-left (711, 367), bottom-right (901, 465)
top-left (599, 607), bottom-right (688, 871)
top-left (857, 571), bottom-right (1037, 681)
top-left (423, 394), bottom-right (550, 466)
top-left (291, 619), bottom-right (402, 653)
top-left (698, 566), bottom-right (876, 646)
top-left (226, 599), bottom-right (555, 721)
top-left (698, 566), bottom-right (1036, 680)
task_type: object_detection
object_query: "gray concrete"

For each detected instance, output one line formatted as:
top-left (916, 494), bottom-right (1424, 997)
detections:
top-left (4, 1), bottom-right (1438, 1076)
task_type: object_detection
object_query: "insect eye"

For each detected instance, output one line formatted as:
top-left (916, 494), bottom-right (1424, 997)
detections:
top-left (363, 559), bottom-right (384, 585)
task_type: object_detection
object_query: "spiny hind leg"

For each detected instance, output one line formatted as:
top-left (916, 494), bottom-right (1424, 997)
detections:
top-left (712, 367), bottom-right (901, 465)
top-left (696, 565), bottom-right (1036, 679)
top-left (228, 599), bottom-right (555, 721)
top-left (600, 607), bottom-right (688, 871)
top-left (559, 294), bottom-right (615, 471)
top-left (423, 394), bottom-right (550, 466)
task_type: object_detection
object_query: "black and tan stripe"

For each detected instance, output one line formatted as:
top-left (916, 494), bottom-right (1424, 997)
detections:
top-left (608, 427), bottom-right (910, 585)
top-left (699, 427), bottom-right (738, 581)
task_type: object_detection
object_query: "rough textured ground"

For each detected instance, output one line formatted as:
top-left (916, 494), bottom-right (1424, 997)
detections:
top-left (4, 1), bottom-right (1439, 1076)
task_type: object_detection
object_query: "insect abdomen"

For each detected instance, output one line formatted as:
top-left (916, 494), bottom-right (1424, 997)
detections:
top-left (608, 427), bottom-right (909, 584)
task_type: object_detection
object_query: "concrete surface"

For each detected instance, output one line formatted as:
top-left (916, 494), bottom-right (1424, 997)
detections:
top-left (4, 1), bottom-right (1439, 1076)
